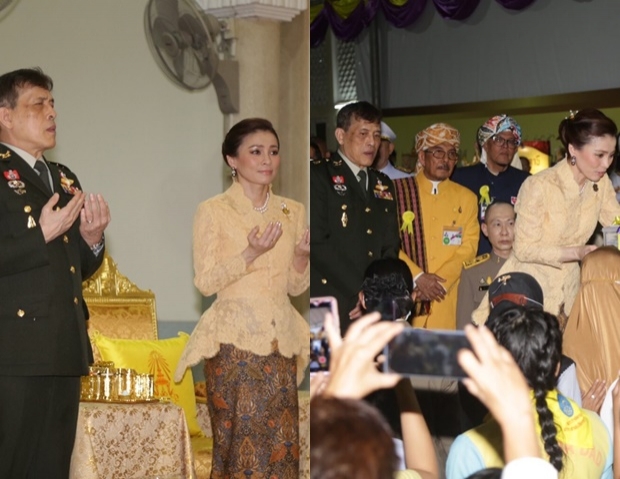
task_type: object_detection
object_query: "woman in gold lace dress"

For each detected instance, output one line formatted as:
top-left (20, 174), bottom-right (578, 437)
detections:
top-left (176, 118), bottom-right (310, 479)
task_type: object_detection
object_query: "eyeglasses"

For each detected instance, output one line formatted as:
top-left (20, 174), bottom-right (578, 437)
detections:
top-left (424, 148), bottom-right (459, 161)
top-left (491, 135), bottom-right (520, 148)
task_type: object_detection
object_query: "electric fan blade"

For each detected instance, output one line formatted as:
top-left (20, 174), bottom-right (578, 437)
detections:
top-left (173, 53), bottom-right (186, 82)
top-left (154, 0), bottom-right (179, 25)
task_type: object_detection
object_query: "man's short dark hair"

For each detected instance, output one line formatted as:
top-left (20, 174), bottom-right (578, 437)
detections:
top-left (336, 101), bottom-right (382, 132)
top-left (0, 68), bottom-right (53, 109)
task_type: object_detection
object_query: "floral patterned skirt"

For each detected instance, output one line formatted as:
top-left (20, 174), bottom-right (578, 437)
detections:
top-left (204, 343), bottom-right (299, 479)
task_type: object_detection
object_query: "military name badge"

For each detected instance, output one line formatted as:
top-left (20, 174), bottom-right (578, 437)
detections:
top-left (373, 180), bottom-right (393, 200)
top-left (332, 175), bottom-right (347, 196)
top-left (442, 226), bottom-right (462, 246)
top-left (59, 171), bottom-right (80, 194)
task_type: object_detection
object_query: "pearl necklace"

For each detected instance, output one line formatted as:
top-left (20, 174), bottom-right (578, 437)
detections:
top-left (253, 192), bottom-right (270, 214)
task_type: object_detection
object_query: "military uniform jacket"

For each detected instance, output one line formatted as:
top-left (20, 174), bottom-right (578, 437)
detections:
top-left (310, 153), bottom-right (400, 329)
top-left (0, 144), bottom-right (103, 376)
top-left (455, 252), bottom-right (506, 330)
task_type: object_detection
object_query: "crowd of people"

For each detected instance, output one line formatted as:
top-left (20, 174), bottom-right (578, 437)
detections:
top-left (310, 102), bottom-right (620, 478)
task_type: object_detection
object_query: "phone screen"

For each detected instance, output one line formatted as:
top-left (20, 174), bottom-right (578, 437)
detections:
top-left (384, 328), bottom-right (471, 379)
top-left (309, 296), bottom-right (339, 374)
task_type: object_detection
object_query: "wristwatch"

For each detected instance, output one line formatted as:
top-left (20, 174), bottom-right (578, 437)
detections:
top-left (90, 233), bottom-right (105, 256)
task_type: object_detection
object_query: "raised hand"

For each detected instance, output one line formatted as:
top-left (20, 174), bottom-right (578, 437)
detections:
top-left (79, 193), bottom-right (111, 246)
top-left (242, 221), bottom-right (282, 264)
top-left (39, 192), bottom-right (85, 243)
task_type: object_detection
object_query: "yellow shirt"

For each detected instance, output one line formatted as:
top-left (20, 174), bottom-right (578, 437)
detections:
top-left (400, 173), bottom-right (479, 329)
top-left (175, 182), bottom-right (310, 384)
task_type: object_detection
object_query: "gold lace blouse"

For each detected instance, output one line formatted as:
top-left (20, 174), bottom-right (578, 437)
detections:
top-left (175, 182), bottom-right (310, 384)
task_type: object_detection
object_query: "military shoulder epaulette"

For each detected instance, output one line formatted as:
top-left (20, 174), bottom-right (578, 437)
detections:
top-left (463, 253), bottom-right (490, 269)
top-left (373, 168), bottom-right (391, 181)
top-left (395, 165), bottom-right (413, 174)
top-left (47, 160), bottom-right (68, 170)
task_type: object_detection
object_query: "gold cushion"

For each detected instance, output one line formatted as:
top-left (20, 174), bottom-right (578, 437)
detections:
top-left (92, 332), bottom-right (202, 437)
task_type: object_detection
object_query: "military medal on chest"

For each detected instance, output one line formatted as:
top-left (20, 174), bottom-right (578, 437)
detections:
top-left (331, 175), bottom-right (347, 196)
top-left (3, 169), bottom-right (27, 195)
top-left (373, 180), bottom-right (393, 200)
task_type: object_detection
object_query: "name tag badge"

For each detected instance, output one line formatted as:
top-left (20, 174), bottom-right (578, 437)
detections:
top-left (443, 227), bottom-right (462, 246)
top-left (480, 203), bottom-right (488, 221)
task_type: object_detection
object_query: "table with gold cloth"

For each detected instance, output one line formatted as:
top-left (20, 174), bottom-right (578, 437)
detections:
top-left (70, 401), bottom-right (195, 479)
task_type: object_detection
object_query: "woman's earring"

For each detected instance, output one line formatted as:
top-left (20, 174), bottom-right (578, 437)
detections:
top-left (231, 168), bottom-right (237, 178)
top-left (570, 156), bottom-right (577, 166)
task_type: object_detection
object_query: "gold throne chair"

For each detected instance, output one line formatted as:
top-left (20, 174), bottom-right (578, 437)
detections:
top-left (82, 253), bottom-right (158, 360)
top-left (82, 253), bottom-right (214, 478)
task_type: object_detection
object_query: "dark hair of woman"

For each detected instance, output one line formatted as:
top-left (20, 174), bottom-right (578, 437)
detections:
top-left (361, 258), bottom-right (414, 315)
top-left (310, 396), bottom-right (398, 479)
top-left (558, 108), bottom-right (618, 152)
top-left (485, 306), bottom-right (564, 472)
top-left (221, 118), bottom-right (280, 166)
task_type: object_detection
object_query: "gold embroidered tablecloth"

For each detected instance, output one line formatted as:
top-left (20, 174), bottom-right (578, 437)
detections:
top-left (70, 401), bottom-right (196, 479)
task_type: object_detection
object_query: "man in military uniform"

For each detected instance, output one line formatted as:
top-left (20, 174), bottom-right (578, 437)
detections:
top-left (0, 68), bottom-right (110, 478)
top-left (455, 201), bottom-right (515, 329)
top-left (372, 121), bottom-right (412, 180)
top-left (310, 101), bottom-right (400, 333)
top-left (452, 115), bottom-right (529, 255)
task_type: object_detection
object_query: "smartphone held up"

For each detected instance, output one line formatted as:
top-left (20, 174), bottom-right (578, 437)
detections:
top-left (374, 298), bottom-right (472, 379)
top-left (309, 296), bottom-right (339, 375)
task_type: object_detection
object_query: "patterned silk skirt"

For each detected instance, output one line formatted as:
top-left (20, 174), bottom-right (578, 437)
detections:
top-left (204, 343), bottom-right (299, 479)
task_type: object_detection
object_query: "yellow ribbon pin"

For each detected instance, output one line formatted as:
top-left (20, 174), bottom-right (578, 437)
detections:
top-left (612, 216), bottom-right (620, 226)
top-left (401, 211), bottom-right (415, 235)
top-left (479, 185), bottom-right (491, 206)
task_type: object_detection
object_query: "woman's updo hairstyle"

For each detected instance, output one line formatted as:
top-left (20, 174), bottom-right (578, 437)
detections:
top-left (558, 109), bottom-right (618, 153)
top-left (222, 118), bottom-right (280, 167)
top-left (486, 306), bottom-right (564, 472)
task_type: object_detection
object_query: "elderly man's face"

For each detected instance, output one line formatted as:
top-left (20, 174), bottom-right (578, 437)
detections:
top-left (418, 142), bottom-right (458, 181)
top-left (0, 85), bottom-right (56, 158)
top-left (335, 117), bottom-right (381, 168)
top-left (484, 131), bottom-right (519, 169)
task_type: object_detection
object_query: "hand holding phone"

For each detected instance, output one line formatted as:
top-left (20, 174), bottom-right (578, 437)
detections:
top-left (322, 311), bottom-right (404, 399)
top-left (384, 328), bottom-right (471, 379)
top-left (310, 297), bottom-right (339, 374)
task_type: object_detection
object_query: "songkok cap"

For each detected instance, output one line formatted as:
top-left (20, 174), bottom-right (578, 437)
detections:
top-left (415, 123), bottom-right (460, 154)
top-left (477, 115), bottom-right (522, 148)
top-left (380, 122), bottom-right (397, 142)
top-left (487, 272), bottom-right (544, 322)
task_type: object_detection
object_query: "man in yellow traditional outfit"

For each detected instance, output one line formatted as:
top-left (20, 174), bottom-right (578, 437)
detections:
top-left (393, 123), bottom-right (479, 329)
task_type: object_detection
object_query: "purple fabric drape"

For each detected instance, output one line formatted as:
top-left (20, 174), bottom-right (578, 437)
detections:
top-left (381, 0), bottom-right (428, 29)
top-left (311, 0), bottom-right (538, 46)
top-left (496, 0), bottom-right (536, 9)
top-left (432, 0), bottom-right (481, 20)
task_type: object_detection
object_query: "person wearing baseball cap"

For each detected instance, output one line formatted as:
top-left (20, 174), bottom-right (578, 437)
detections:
top-left (460, 272), bottom-right (582, 431)
top-left (452, 115), bottom-right (530, 256)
